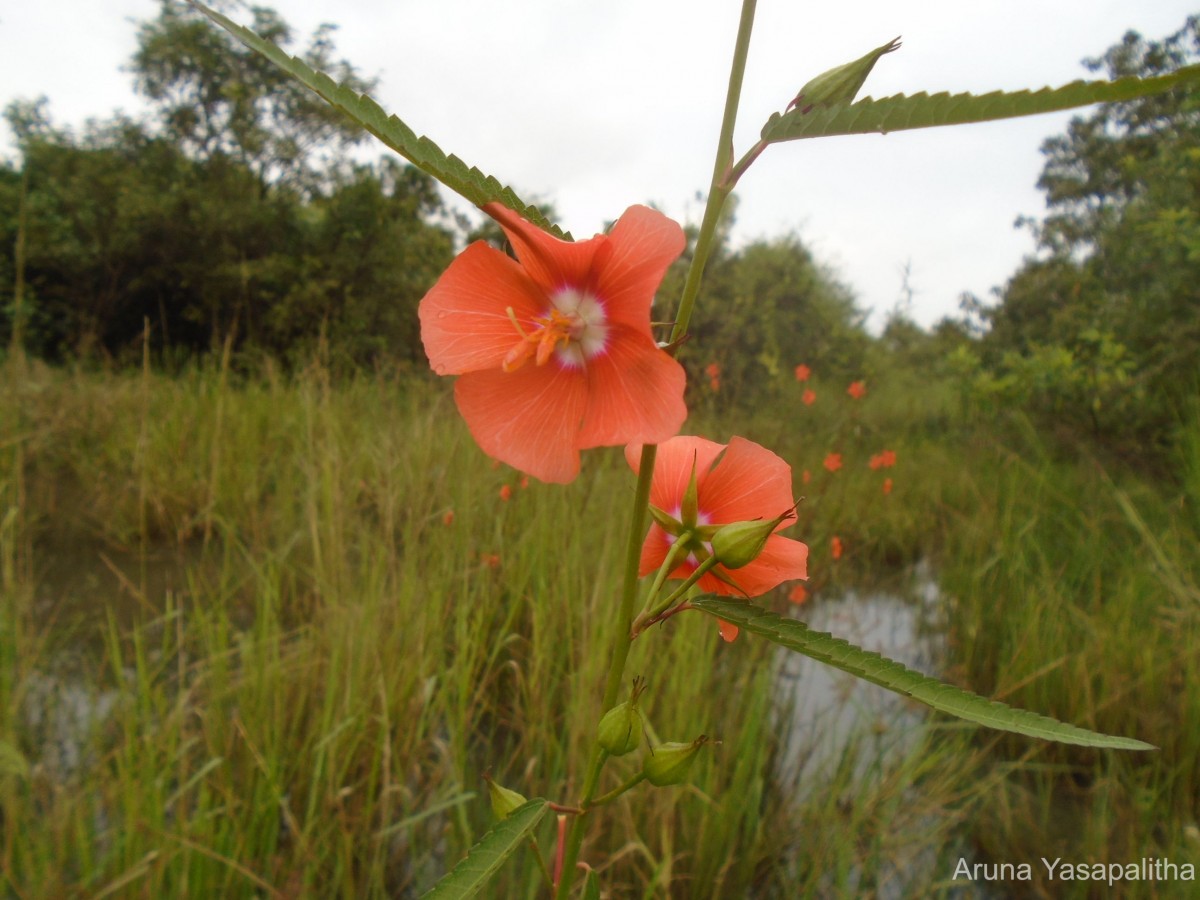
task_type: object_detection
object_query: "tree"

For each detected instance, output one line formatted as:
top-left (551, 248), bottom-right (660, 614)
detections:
top-left (131, 0), bottom-right (375, 196)
top-left (974, 15), bottom-right (1200, 460)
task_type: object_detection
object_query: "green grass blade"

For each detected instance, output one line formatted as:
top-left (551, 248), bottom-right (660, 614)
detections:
top-left (186, 1), bottom-right (566, 237)
top-left (421, 799), bottom-right (549, 899)
top-left (692, 597), bottom-right (1155, 750)
top-left (761, 64), bottom-right (1200, 143)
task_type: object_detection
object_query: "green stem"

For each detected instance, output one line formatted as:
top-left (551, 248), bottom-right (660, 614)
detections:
top-left (587, 771), bottom-right (648, 809)
top-left (669, 0), bottom-right (758, 346)
top-left (555, 3), bottom-right (759, 895)
top-left (553, 444), bottom-right (655, 899)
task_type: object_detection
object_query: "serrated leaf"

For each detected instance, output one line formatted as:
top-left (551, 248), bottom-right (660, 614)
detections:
top-left (421, 798), bottom-right (548, 899)
top-left (692, 597), bottom-right (1155, 750)
top-left (762, 65), bottom-right (1200, 143)
top-left (186, 1), bottom-right (567, 238)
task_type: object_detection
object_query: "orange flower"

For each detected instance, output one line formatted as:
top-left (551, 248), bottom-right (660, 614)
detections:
top-left (802, 469), bottom-right (811, 484)
top-left (802, 389), bottom-right (816, 406)
top-left (709, 377), bottom-right (720, 392)
top-left (626, 436), bottom-right (809, 599)
top-left (499, 484), bottom-right (513, 502)
top-left (847, 380), bottom-right (867, 399)
top-left (420, 203), bottom-right (688, 483)
top-left (788, 583), bottom-right (809, 605)
top-left (823, 453), bottom-right (842, 473)
top-left (882, 477), bottom-right (893, 495)
top-left (704, 362), bottom-right (721, 379)
top-left (831, 535), bottom-right (843, 560)
top-left (869, 449), bottom-right (897, 470)
top-left (794, 364), bottom-right (811, 382)
top-left (442, 509), bottom-right (455, 526)
top-left (519, 475), bottom-right (531, 490)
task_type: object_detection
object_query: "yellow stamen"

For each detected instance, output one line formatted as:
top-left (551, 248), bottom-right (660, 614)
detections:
top-left (503, 308), bottom-right (577, 372)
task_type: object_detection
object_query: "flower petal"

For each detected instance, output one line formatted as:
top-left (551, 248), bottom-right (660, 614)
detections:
top-left (419, 242), bottom-right (547, 375)
top-left (578, 326), bottom-right (687, 450)
top-left (593, 206), bottom-right (687, 329)
top-left (454, 364), bottom-right (588, 483)
top-left (626, 435), bottom-right (724, 514)
top-left (484, 202), bottom-right (601, 295)
top-left (700, 437), bottom-right (795, 525)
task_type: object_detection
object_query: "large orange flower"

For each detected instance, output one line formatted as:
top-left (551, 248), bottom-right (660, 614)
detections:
top-left (625, 436), bottom-right (809, 598)
top-left (420, 203), bottom-right (688, 483)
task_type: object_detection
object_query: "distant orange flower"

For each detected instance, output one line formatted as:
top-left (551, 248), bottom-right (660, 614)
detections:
top-left (481, 553), bottom-right (502, 569)
top-left (794, 364), bottom-right (811, 382)
top-left (802, 469), bottom-right (811, 484)
top-left (869, 449), bottom-right (897, 470)
top-left (847, 381), bottom-right (867, 399)
top-left (802, 389), bottom-right (816, 406)
top-left (709, 377), bottom-right (720, 392)
top-left (519, 475), bottom-right (530, 490)
top-left (420, 203), bottom-right (688, 483)
top-left (882, 477), bottom-right (893, 495)
top-left (626, 435), bottom-right (808, 601)
top-left (442, 510), bottom-right (455, 526)
top-left (823, 453), bottom-right (842, 473)
top-left (788, 583), bottom-right (809, 605)
top-left (831, 535), bottom-right (843, 560)
top-left (499, 484), bottom-right (513, 502)
top-left (705, 362), bottom-right (721, 379)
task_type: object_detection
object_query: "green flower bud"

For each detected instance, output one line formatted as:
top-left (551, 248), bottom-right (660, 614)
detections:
top-left (484, 773), bottom-right (527, 820)
top-left (788, 37), bottom-right (901, 113)
top-left (597, 677), bottom-right (648, 756)
top-left (710, 506), bottom-right (796, 569)
top-left (643, 735), bottom-right (709, 787)
top-left (598, 701), bottom-right (644, 756)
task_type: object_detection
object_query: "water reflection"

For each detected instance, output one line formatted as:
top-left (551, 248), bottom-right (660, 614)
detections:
top-left (777, 564), bottom-right (944, 788)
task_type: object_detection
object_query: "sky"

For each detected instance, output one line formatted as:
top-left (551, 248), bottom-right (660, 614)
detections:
top-left (2, 0), bottom-right (1196, 331)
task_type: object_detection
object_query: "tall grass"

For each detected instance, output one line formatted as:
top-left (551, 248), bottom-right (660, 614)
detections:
top-left (3, 358), bottom-right (1197, 897)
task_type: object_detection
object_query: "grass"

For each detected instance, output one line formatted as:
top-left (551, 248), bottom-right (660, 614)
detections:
top-left (2, 356), bottom-right (1198, 897)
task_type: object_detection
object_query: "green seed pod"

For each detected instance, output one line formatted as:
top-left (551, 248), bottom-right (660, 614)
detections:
top-left (643, 735), bottom-right (709, 787)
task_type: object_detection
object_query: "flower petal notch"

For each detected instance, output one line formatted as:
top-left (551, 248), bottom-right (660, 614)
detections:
top-left (420, 204), bottom-right (688, 483)
top-left (626, 435), bottom-right (809, 599)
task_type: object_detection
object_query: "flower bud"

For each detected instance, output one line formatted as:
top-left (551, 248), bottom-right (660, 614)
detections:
top-left (598, 702), bottom-right (644, 756)
top-left (710, 519), bottom-right (776, 570)
top-left (484, 773), bottom-right (527, 820)
top-left (643, 735), bottom-right (709, 787)
top-left (710, 506), bottom-right (795, 569)
top-left (788, 37), bottom-right (901, 113)
top-left (597, 677), bottom-right (648, 756)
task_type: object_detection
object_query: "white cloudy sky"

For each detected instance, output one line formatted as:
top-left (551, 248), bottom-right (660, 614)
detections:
top-left (1, 1), bottom-right (1195, 330)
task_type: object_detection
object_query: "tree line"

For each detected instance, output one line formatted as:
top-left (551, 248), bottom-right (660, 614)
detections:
top-left (3, 3), bottom-right (1197, 466)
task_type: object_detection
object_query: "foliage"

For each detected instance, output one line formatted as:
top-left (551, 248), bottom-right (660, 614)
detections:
top-left (0, 2), bottom-right (453, 367)
top-left (966, 16), bottom-right (1200, 464)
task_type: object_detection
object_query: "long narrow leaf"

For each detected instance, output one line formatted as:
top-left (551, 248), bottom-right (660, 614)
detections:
top-left (761, 65), bottom-right (1200, 143)
top-left (692, 597), bottom-right (1154, 750)
top-left (186, 1), bottom-right (566, 237)
top-left (421, 798), bottom-right (549, 899)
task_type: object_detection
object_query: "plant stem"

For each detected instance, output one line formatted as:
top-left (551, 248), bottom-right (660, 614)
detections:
top-left (555, 3), bottom-right (759, 895)
top-left (669, 0), bottom-right (758, 346)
